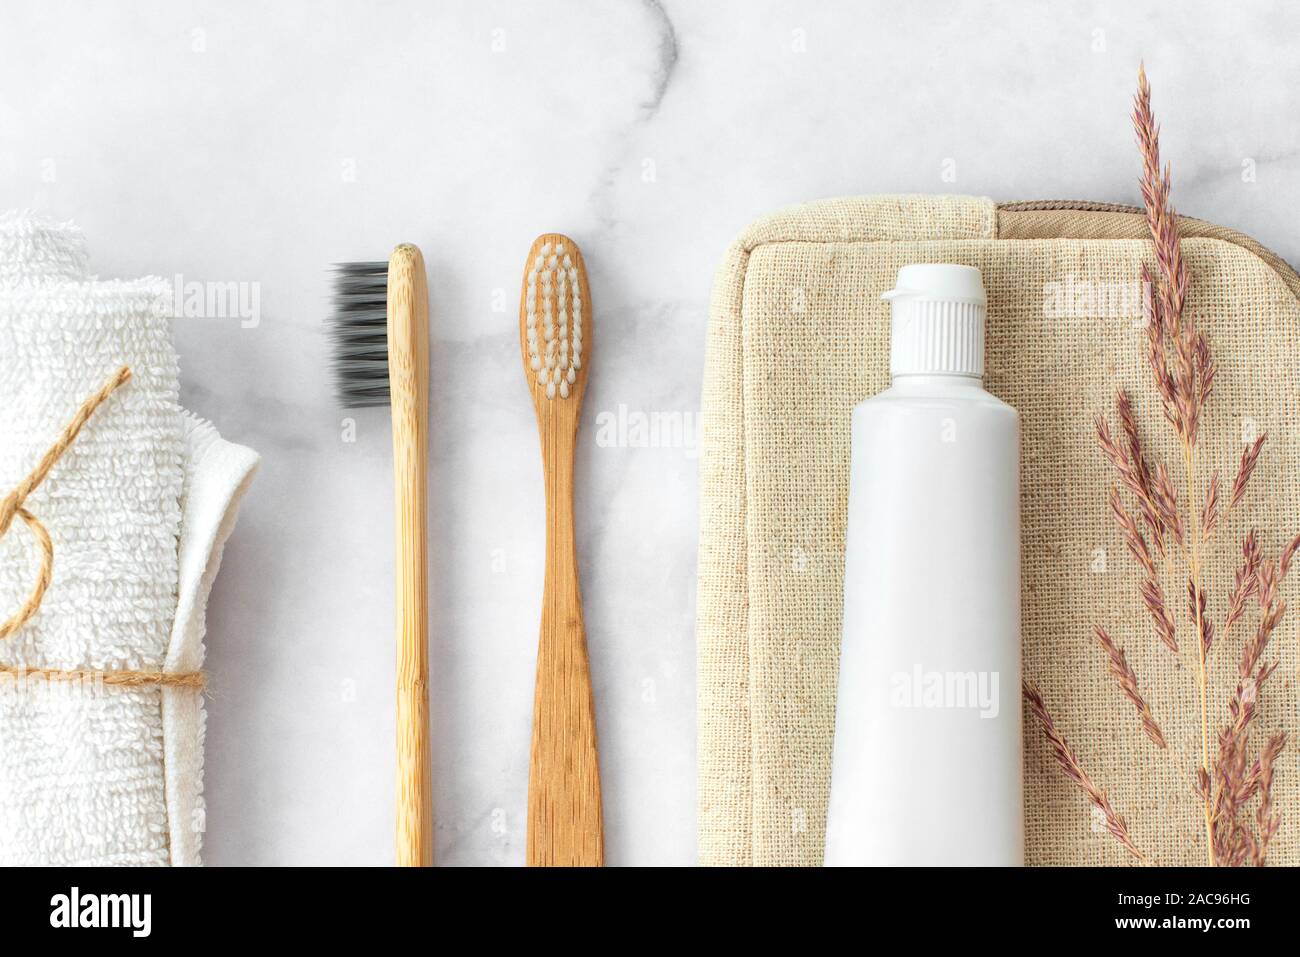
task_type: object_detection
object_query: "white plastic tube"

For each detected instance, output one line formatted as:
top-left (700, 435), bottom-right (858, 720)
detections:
top-left (824, 264), bottom-right (1022, 866)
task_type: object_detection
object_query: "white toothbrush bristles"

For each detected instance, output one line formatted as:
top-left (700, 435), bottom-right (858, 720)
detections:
top-left (525, 239), bottom-right (583, 401)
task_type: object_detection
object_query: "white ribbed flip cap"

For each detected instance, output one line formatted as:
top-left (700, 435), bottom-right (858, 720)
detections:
top-left (883, 263), bottom-right (987, 377)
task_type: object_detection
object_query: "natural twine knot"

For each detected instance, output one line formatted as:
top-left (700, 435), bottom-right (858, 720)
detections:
top-left (0, 366), bottom-right (132, 642)
top-left (0, 366), bottom-right (208, 692)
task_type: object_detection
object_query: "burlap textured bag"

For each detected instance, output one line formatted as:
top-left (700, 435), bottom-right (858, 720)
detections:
top-left (696, 195), bottom-right (1300, 866)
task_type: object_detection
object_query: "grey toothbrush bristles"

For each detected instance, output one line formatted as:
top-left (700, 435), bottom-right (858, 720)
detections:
top-left (328, 261), bottom-right (391, 407)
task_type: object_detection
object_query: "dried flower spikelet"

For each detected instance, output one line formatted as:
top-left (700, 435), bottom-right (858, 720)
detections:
top-left (1201, 471), bottom-right (1220, 539)
top-left (1139, 576), bottom-right (1178, 654)
top-left (1235, 560), bottom-right (1281, 692)
top-left (1109, 486), bottom-right (1155, 576)
top-left (1195, 333), bottom-right (1217, 407)
top-left (1152, 463), bottom-right (1184, 545)
top-left (1022, 680), bottom-right (1150, 863)
top-left (1280, 532), bottom-right (1300, 580)
top-left (1093, 626), bottom-right (1167, 748)
top-left (1224, 533), bottom-right (1262, 638)
top-left (1231, 434), bottom-right (1266, 509)
top-left (1256, 559), bottom-right (1277, 612)
top-left (1099, 400), bottom-right (1174, 553)
top-left (1253, 733), bottom-right (1286, 865)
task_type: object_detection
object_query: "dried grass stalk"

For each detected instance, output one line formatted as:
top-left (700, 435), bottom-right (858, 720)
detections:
top-left (1028, 65), bottom-right (1291, 867)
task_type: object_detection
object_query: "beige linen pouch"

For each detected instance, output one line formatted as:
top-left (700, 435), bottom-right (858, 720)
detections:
top-left (697, 195), bottom-right (1300, 866)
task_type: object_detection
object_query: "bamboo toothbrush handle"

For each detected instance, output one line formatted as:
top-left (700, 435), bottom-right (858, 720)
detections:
top-left (527, 409), bottom-right (604, 866)
top-left (388, 244), bottom-right (432, 867)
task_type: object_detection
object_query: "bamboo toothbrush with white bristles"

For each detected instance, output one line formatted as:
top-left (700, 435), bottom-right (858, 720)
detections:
top-left (519, 233), bottom-right (604, 866)
top-left (329, 244), bottom-right (432, 867)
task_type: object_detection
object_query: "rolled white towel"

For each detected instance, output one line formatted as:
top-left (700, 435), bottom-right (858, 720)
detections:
top-left (0, 212), bottom-right (257, 865)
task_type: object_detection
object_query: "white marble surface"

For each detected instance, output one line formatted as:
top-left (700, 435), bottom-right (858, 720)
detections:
top-left (1, 0), bottom-right (1297, 866)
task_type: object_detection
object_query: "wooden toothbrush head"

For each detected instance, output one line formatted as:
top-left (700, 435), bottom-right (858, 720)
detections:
top-left (518, 233), bottom-right (591, 423)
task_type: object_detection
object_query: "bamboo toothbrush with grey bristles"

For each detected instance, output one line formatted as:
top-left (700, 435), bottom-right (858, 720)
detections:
top-left (328, 245), bottom-right (432, 867)
top-left (519, 233), bottom-right (604, 866)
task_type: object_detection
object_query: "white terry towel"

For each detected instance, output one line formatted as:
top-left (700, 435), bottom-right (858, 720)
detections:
top-left (0, 213), bottom-right (258, 865)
